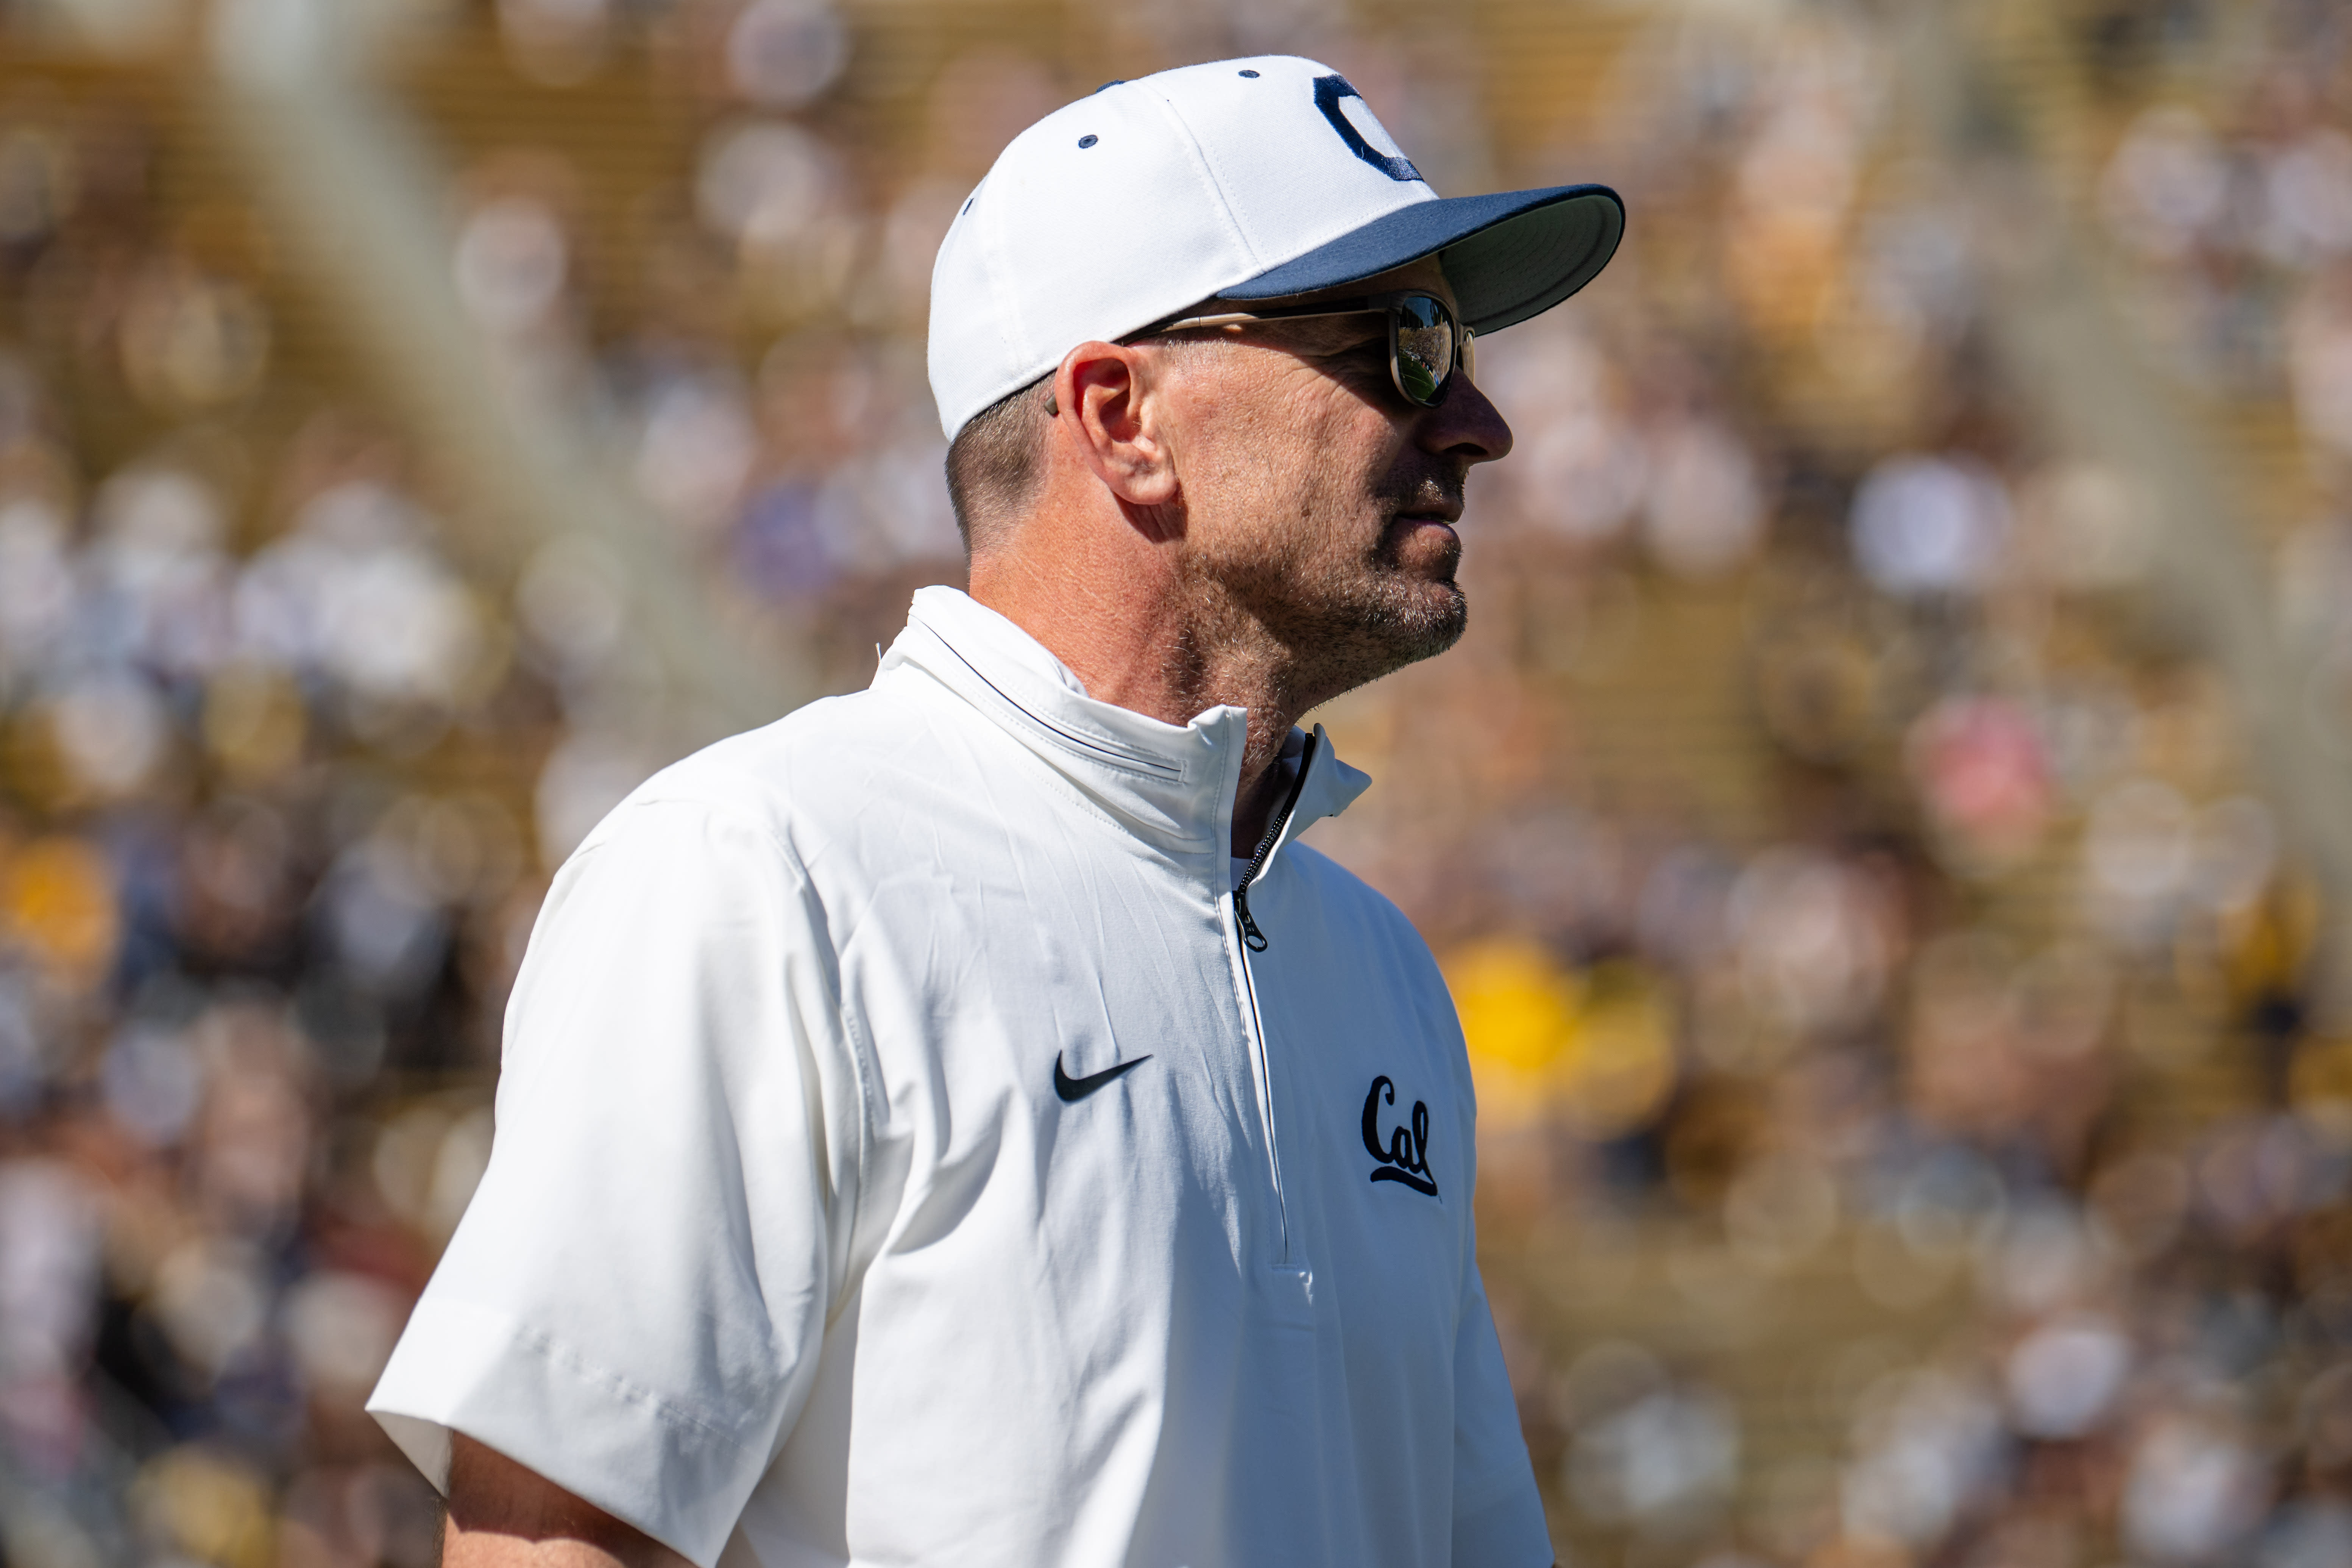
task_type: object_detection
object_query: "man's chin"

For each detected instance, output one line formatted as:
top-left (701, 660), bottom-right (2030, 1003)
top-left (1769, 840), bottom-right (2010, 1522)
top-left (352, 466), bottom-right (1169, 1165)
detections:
top-left (1231, 563), bottom-right (1465, 686)
top-left (1362, 579), bottom-right (1466, 667)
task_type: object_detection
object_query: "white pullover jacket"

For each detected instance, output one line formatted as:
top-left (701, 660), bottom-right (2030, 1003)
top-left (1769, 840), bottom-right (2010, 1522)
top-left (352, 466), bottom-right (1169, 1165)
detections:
top-left (369, 586), bottom-right (1550, 1568)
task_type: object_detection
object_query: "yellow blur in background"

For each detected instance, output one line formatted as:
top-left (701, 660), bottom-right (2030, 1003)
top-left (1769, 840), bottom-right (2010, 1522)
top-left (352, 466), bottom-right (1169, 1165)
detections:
top-left (1453, 940), bottom-right (1680, 1141)
top-left (7, 3), bottom-right (2352, 1567)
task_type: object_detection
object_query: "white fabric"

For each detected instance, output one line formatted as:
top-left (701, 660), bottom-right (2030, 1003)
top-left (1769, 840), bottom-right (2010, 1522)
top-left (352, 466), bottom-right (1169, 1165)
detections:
top-left (927, 55), bottom-right (1434, 440)
top-left (368, 586), bottom-right (1550, 1568)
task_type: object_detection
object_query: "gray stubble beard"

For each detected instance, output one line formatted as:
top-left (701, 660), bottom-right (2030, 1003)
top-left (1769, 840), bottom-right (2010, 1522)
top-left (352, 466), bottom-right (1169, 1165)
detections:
top-left (1179, 418), bottom-right (1473, 712)
top-left (1203, 510), bottom-right (1469, 714)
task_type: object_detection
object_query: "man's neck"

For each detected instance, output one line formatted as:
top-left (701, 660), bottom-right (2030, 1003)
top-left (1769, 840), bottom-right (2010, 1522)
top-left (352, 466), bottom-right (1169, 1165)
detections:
top-left (967, 553), bottom-right (1306, 857)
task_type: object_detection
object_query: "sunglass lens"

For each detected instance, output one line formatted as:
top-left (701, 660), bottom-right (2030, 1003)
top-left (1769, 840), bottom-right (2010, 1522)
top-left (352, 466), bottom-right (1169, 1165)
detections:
top-left (1393, 296), bottom-right (1454, 406)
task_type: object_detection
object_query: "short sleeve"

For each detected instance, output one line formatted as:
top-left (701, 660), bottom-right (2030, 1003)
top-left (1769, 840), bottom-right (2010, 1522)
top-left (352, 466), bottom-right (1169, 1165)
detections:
top-left (367, 798), bottom-right (866, 1568)
top-left (1450, 1223), bottom-right (1553, 1567)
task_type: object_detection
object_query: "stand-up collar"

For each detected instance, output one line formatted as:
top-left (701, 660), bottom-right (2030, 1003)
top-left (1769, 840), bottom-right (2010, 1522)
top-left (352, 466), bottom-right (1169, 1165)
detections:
top-left (880, 587), bottom-right (1371, 864)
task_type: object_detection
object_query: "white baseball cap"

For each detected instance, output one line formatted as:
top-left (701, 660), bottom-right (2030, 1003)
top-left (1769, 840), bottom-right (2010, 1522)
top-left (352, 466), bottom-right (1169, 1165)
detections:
top-left (926, 53), bottom-right (1623, 441)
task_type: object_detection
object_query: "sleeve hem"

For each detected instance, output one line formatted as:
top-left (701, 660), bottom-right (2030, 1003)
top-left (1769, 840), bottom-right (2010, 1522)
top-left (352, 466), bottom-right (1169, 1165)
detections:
top-left (366, 1298), bottom-right (765, 1568)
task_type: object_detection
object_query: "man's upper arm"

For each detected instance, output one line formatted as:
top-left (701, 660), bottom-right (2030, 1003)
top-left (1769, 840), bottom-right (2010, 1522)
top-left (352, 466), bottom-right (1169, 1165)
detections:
top-left (368, 797), bottom-right (867, 1568)
top-left (443, 1434), bottom-right (690, 1568)
top-left (1451, 1227), bottom-right (1556, 1568)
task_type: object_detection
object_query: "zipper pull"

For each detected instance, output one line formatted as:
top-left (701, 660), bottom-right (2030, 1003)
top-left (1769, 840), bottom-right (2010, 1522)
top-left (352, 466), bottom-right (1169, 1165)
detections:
top-left (1230, 733), bottom-right (1316, 955)
top-left (1235, 885), bottom-right (1268, 951)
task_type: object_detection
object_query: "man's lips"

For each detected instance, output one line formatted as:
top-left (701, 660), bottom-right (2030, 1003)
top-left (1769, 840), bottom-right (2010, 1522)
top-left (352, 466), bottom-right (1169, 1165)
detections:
top-left (1380, 510), bottom-right (1463, 576)
top-left (1394, 514), bottom-right (1461, 556)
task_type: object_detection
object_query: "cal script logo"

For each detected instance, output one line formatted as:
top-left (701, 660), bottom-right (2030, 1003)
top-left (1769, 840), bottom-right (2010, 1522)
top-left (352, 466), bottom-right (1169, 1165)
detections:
top-left (1361, 1075), bottom-right (1438, 1197)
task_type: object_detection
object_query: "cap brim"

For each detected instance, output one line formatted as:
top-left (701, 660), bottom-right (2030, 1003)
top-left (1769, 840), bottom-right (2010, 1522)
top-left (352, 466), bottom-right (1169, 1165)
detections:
top-left (1218, 183), bottom-right (1624, 335)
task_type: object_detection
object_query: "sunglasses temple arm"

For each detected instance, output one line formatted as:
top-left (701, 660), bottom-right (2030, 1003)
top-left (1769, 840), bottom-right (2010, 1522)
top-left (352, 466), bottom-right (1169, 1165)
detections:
top-left (1155, 308), bottom-right (1380, 332)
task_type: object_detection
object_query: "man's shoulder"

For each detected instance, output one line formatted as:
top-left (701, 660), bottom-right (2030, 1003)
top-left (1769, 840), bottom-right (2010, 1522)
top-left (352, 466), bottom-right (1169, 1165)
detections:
top-left (1285, 838), bottom-right (1395, 906)
top-left (1282, 841), bottom-right (1435, 956)
top-left (586, 680), bottom-right (956, 855)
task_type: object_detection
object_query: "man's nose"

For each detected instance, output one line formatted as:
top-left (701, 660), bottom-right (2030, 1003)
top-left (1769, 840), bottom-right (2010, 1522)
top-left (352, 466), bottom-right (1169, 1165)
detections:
top-left (1419, 372), bottom-right (1513, 465)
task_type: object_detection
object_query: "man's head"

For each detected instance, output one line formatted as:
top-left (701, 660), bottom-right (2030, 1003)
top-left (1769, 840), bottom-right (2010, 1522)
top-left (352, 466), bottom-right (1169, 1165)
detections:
top-left (928, 55), bottom-right (1619, 710)
top-left (950, 256), bottom-right (1510, 696)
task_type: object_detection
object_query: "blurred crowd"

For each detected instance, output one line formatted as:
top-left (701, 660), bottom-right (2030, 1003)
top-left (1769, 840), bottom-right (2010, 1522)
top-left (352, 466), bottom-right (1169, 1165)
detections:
top-left (1391, 4), bottom-right (2352, 1567)
top-left (0, 24), bottom-right (546, 1567)
top-left (2, 1), bottom-right (2352, 1567)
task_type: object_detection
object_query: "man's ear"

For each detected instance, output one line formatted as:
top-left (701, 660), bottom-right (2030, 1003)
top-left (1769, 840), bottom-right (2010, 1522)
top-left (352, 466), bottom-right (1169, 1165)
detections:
top-left (1052, 341), bottom-right (1180, 509)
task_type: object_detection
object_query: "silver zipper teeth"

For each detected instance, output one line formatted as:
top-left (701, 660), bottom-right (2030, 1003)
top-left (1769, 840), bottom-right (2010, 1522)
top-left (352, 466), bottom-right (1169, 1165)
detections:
top-left (1233, 937), bottom-right (1291, 1266)
top-left (1229, 735), bottom-right (1317, 1267)
top-left (1232, 734), bottom-right (1316, 952)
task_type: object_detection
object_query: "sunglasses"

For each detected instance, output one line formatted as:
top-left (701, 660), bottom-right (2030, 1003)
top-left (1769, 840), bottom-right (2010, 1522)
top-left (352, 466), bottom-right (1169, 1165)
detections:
top-left (1145, 290), bottom-right (1474, 409)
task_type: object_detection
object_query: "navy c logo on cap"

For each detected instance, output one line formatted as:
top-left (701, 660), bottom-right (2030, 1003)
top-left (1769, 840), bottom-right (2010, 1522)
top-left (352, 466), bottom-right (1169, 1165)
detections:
top-left (1313, 76), bottom-right (1422, 183)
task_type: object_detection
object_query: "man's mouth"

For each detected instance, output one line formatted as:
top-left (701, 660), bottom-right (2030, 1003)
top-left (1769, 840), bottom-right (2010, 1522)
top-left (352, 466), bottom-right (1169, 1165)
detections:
top-left (1391, 511), bottom-right (1463, 561)
top-left (1377, 508), bottom-right (1464, 577)
top-left (1390, 490), bottom-right (1464, 531)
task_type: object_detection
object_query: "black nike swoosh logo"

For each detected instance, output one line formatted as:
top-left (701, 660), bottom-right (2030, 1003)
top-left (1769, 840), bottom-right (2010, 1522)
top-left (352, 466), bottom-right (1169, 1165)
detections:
top-left (1053, 1053), bottom-right (1151, 1102)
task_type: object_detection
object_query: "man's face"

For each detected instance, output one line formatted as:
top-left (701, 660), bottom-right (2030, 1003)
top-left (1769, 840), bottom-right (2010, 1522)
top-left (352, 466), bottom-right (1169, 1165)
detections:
top-left (1149, 259), bottom-right (1515, 701)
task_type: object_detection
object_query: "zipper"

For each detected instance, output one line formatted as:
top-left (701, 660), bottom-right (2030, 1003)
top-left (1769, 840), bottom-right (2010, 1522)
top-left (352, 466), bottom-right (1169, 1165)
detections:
top-left (1227, 733), bottom-right (1317, 1268)
top-left (1232, 732), bottom-right (1316, 952)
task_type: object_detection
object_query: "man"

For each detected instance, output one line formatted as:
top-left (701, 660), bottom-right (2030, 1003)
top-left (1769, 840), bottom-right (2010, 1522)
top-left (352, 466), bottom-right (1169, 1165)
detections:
top-left (368, 54), bottom-right (1621, 1568)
